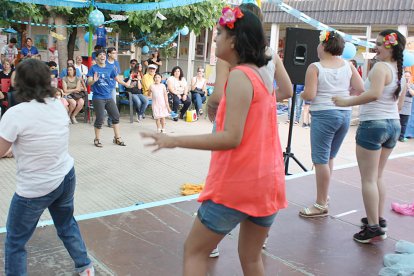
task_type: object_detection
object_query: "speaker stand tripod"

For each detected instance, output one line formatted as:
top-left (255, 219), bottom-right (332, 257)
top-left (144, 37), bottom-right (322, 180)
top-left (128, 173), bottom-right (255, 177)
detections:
top-left (283, 85), bottom-right (308, 175)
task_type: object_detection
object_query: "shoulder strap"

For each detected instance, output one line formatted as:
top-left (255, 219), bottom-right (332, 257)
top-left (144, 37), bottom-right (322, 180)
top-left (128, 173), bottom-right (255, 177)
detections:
top-left (232, 65), bottom-right (267, 91)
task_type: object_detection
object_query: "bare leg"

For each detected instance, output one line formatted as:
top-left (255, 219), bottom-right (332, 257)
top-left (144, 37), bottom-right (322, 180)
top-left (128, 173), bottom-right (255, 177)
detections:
top-left (113, 123), bottom-right (121, 139)
top-left (72, 99), bottom-right (84, 117)
top-left (156, 119), bottom-right (161, 130)
top-left (238, 220), bottom-right (270, 276)
top-left (183, 218), bottom-right (224, 276)
top-left (160, 118), bottom-right (166, 129)
top-left (67, 99), bottom-right (76, 116)
top-left (94, 127), bottom-right (100, 140)
top-left (377, 147), bottom-right (393, 218)
top-left (356, 145), bottom-right (381, 225)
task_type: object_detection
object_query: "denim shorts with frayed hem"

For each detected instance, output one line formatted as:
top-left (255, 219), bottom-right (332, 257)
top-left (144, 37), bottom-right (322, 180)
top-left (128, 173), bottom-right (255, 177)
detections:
top-left (356, 119), bottom-right (401, 150)
top-left (197, 200), bottom-right (277, 235)
top-left (310, 109), bottom-right (352, 164)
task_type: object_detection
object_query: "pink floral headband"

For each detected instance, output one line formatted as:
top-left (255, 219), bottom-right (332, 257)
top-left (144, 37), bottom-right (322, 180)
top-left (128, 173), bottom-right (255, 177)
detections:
top-left (219, 6), bottom-right (244, 30)
top-left (383, 33), bottom-right (398, 49)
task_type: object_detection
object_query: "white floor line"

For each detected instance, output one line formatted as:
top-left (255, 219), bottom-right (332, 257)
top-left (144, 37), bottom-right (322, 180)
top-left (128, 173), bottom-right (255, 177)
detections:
top-left (333, 210), bottom-right (358, 218)
top-left (1, 151), bottom-right (413, 234)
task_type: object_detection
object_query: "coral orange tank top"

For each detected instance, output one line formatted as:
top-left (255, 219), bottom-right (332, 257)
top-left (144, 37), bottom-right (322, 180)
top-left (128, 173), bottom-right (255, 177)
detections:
top-left (198, 65), bottom-right (287, 217)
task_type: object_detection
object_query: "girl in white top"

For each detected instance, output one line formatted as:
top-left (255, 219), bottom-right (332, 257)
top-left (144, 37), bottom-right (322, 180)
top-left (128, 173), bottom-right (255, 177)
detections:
top-left (299, 31), bottom-right (364, 219)
top-left (191, 67), bottom-right (207, 116)
top-left (0, 59), bottom-right (93, 275)
top-left (333, 30), bottom-right (406, 243)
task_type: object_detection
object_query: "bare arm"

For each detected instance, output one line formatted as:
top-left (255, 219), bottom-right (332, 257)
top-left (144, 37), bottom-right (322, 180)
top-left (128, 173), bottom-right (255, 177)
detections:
top-left (115, 75), bottom-right (131, 88)
top-left (274, 54), bottom-right (293, 101)
top-left (141, 69), bottom-right (253, 151)
top-left (62, 79), bottom-right (80, 94)
top-left (191, 77), bottom-right (197, 91)
top-left (0, 137), bottom-right (12, 157)
top-left (398, 82), bottom-right (407, 111)
top-left (302, 64), bottom-right (318, 101)
top-left (167, 78), bottom-right (178, 95)
top-left (163, 86), bottom-right (171, 112)
top-left (207, 59), bottom-right (231, 121)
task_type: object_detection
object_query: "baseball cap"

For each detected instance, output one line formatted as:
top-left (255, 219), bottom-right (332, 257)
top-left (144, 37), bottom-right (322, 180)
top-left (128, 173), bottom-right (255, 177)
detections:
top-left (148, 64), bottom-right (158, 69)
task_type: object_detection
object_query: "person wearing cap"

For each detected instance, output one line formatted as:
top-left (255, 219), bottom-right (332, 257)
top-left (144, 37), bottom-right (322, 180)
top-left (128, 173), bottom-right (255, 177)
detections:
top-left (142, 64), bottom-right (158, 97)
top-left (1, 38), bottom-right (18, 66)
top-left (87, 49), bottom-right (131, 148)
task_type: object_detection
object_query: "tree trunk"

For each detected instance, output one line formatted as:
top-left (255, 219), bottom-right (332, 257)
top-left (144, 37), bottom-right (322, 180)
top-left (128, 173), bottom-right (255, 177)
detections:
top-left (54, 15), bottom-right (68, 70)
top-left (67, 28), bottom-right (77, 60)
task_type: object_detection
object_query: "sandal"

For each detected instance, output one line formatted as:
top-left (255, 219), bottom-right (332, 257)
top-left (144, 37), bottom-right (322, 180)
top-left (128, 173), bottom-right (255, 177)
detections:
top-left (113, 137), bottom-right (126, 146)
top-left (94, 138), bottom-right (103, 148)
top-left (299, 203), bottom-right (329, 218)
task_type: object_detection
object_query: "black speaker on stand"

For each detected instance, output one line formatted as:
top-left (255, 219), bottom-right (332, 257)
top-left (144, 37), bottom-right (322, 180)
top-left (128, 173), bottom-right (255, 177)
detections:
top-left (283, 28), bottom-right (320, 175)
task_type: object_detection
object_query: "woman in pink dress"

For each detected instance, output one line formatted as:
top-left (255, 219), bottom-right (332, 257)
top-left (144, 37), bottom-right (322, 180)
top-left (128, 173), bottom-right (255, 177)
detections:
top-left (150, 73), bottom-right (171, 133)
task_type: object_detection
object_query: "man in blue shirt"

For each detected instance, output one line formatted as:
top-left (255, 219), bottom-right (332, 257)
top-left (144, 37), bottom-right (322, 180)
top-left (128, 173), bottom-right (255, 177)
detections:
top-left (21, 38), bottom-right (39, 59)
top-left (59, 59), bottom-right (82, 78)
top-left (87, 49), bottom-right (131, 147)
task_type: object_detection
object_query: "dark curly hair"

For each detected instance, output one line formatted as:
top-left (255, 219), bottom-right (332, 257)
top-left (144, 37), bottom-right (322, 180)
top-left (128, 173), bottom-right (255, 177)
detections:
top-left (224, 8), bottom-right (271, 67)
top-left (170, 66), bottom-right (184, 80)
top-left (379, 30), bottom-right (406, 99)
top-left (14, 59), bottom-right (55, 103)
top-left (321, 31), bottom-right (345, 56)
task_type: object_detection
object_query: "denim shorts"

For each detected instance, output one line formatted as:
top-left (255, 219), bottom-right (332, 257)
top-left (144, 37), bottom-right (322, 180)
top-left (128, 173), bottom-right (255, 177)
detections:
top-left (310, 109), bottom-right (351, 164)
top-left (197, 200), bottom-right (277, 235)
top-left (356, 119), bottom-right (401, 150)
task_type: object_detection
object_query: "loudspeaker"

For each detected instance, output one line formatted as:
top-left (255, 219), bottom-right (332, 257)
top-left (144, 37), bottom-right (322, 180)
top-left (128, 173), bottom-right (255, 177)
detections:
top-left (283, 28), bottom-right (320, 85)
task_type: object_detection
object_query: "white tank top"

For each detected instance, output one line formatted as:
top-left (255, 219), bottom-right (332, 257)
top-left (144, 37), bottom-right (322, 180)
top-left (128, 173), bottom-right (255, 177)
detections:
top-left (310, 61), bottom-right (352, 111)
top-left (359, 62), bottom-right (400, 121)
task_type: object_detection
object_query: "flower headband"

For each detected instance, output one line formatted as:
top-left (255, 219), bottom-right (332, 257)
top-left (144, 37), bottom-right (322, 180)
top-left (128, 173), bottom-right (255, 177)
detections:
top-left (219, 6), bottom-right (244, 30)
top-left (383, 33), bottom-right (398, 49)
top-left (319, 30), bottom-right (334, 43)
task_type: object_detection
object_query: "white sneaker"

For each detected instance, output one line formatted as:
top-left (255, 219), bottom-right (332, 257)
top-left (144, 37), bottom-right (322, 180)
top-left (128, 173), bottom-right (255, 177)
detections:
top-left (79, 266), bottom-right (94, 276)
top-left (209, 247), bottom-right (219, 258)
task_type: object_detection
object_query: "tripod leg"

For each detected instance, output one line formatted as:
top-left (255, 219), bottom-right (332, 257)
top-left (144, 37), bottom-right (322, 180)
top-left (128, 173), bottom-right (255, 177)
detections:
top-left (291, 154), bottom-right (308, 172)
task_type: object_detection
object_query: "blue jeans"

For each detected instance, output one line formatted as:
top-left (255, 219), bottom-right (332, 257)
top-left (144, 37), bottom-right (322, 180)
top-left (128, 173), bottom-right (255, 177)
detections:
top-left (5, 167), bottom-right (92, 275)
top-left (191, 92), bottom-right (206, 115)
top-left (310, 109), bottom-right (351, 164)
top-left (356, 119), bottom-right (401, 150)
top-left (287, 94), bottom-right (304, 122)
top-left (131, 94), bottom-right (149, 116)
top-left (197, 200), bottom-right (277, 235)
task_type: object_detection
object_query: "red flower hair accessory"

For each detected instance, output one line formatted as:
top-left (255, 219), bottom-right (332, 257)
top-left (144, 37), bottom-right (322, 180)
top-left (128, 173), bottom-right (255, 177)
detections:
top-left (383, 33), bottom-right (398, 49)
top-left (219, 6), bottom-right (244, 30)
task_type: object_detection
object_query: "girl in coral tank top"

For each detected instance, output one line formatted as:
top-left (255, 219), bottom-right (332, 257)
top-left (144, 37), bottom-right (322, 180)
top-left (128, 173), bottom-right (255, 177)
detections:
top-left (142, 7), bottom-right (288, 275)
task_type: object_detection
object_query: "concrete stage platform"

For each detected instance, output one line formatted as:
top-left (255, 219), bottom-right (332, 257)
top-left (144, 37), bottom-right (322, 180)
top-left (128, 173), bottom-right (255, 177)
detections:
top-left (1, 155), bottom-right (413, 276)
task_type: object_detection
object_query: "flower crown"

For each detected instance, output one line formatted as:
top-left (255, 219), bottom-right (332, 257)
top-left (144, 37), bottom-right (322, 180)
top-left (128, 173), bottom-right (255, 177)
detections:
top-left (319, 30), bottom-right (334, 43)
top-left (219, 6), bottom-right (244, 30)
top-left (383, 33), bottom-right (398, 49)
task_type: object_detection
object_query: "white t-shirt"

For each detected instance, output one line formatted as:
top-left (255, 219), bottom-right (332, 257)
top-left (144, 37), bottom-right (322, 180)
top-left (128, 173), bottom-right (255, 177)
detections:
top-left (0, 98), bottom-right (74, 198)
top-left (167, 76), bottom-right (187, 95)
top-left (360, 62), bottom-right (400, 121)
top-left (1, 45), bottom-right (18, 63)
top-left (310, 61), bottom-right (353, 111)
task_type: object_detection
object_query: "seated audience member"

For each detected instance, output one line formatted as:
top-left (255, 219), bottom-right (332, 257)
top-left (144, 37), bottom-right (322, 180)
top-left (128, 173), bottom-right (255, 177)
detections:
top-left (55, 88), bottom-right (69, 113)
top-left (59, 59), bottom-right (82, 78)
top-left (75, 56), bottom-right (88, 81)
top-left (0, 60), bottom-right (14, 115)
top-left (167, 66), bottom-right (191, 121)
top-left (21, 38), bottom-right (39, 59)
top-left (142, 64), bottom-right (157, 97)
top-left (126, 65), bottom-right (148, 122)
top-left (190, 67), bottom-right (207, 116)
top-left (124, 59), bottom-right (138, 79)
top-left (62, 65), bottom-right (85, 124)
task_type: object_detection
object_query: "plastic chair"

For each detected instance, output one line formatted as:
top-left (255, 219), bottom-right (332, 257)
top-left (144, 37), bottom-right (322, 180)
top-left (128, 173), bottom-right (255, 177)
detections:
top-left (117, 84), bottom-right (134, 123)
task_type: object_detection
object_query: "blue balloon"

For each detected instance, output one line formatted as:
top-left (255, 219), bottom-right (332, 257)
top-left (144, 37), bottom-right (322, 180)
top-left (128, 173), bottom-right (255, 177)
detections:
top-left (142, 45), bottom-right (149, 54)
top-left (84, 32), bottom-right (90, 43)
top-left (342, 42), bottom-right (357, 60)
top-left (403, 51), bottom-right (414, 67)
top-left (180, 26), bottom-right (189, 36)
top-left (89, 9), bottom-right (105, 27)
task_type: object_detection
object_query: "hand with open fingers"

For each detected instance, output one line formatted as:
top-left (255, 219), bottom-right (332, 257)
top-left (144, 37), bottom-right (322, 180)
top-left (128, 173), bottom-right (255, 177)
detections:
top-left (140, 132), bottom-right (176, 152)
top-left (93, 72), bottom-right (99, 82)
top-left (332, 96), bottom-right (349, 107)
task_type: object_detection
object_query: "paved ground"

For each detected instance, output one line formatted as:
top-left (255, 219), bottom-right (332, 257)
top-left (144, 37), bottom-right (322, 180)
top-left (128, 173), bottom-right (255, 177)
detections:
top-left (0, 111), bottom-right (413, 228)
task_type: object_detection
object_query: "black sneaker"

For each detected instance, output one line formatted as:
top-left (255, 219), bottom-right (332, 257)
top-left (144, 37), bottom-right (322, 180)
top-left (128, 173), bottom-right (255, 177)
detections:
top-left (360, 217), bottom-right (387, 232)
top-left (353, 225), bottom-right (387, 244)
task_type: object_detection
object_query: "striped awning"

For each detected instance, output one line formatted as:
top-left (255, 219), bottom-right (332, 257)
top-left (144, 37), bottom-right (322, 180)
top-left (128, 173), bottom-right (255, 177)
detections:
top-left (263, 0), bottom-right (414, 25)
